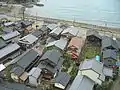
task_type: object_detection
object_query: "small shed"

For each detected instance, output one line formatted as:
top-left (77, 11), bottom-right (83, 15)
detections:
top-left (28, 67), bottom-right (42, 87)
top-left (54, 72), bottom-right (71, 89)
top-left (19, 72), bottom-right (28, 82)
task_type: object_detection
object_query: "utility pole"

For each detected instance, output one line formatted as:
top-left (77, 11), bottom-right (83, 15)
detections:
top-left (22, 7), bottom-right (25, 20)
top-left (73, 16), bottom-right (75, 26)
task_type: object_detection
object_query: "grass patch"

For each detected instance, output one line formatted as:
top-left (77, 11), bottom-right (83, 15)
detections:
top-left (82, 43), bottom-right (101, 59)
top-left (69, 63), bottom-right (78, 78)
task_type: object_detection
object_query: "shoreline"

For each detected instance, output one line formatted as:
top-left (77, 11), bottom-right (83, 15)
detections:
top-left (10, 14), bottom-right (120, 34)
top-left (1, 4), bottom-right (120, 34)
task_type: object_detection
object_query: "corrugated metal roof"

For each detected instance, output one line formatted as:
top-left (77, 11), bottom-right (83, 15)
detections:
top-left (0, 43), bottom-right (20, 59)
top-left (19, 34), bottom-right (38, 45)
top-left (47, 24), bottom-right (58, 30)
top-left (69, 74), bottom-right (94, 90)
top-left (50, 27), bottom-right (63, 36)
top-left (61, 27), bottom-right (79, 36)
top-left (28, 67), bottom-right (42, 79)
top-left (68, 37), bottom-right (84, 49)
top-left (46, 38), bottom-right (68, 50)
top-left (55, 72), bottom-right (70, 87)
top-left (17, 50), bottom-right (38, 69)
top-left (2, 31), bottom-right (20, 41)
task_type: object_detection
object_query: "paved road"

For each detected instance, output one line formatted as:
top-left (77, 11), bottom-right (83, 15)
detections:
top-left (111, 76), bottom-right (120, 90)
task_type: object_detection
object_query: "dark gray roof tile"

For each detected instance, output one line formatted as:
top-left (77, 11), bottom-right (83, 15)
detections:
top-left (55, 72), bottom-right (71, 87)
top-left (17, 50), bottom-right (39, 69)
top-left (11, 66), bottom-right (24, 77)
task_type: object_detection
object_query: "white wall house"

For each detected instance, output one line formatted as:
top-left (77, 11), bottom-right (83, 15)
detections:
top-left (79, 58), bottom-right (105, 85)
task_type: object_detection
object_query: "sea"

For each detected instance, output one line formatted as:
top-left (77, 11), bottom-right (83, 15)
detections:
top-left (25, 0), bottom-right (120, 28)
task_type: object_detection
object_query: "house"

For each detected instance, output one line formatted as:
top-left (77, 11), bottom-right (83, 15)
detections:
top-left (1, 31), bottom-right (21, 43)
top-left (69, 74), bottom-right (95, 90)
top-left (103, 66), bottom-right (113, 77)
top-left (102, 36), bottom-right (118, 51)
top-left (38, 49), bottom-right (64, 79)
top-left (39, 25), bottom-right (48, 32)
top-left (67, 37), bottom-right (85, 60)
top-left (28, 67), bottom-right (42, 87)
top-left (54, 72), bottom-right (71, 89)
top-left (46, 37), bottom-right (57, 44)
top-left (47, 24), bottom-right (58, 31)
top-left (76, 28), bottom-right (87, 38)
top-left (0, 64), bottom-right (6, 72)
top-left (116, 39), bottom-right (120, 50)
top-left (86, 30), bottom-right (102, 45)
top-left (0, 38), bottom-right (6, 49)
top-left (31, 30), bottom-right (43, 38)
top-left (17, 50), bottom-right (40, 71)
top-left (21, 20), bottom-right (33, 28)
top-left (11, 66), bottom-right (24, 82)
top-left (79, 58), bottom-right (105, 85)
top-left (59, 23), bottom-right (69, 30)
top-left (49, 27), bottom-right (64, 39)
top-left (0, 43), bottom-right (21, 63)
top-left (46, 38), bottom-right (68, 50)
top-left (61, 27), bottom-right (79, 38)
top-left (3, 22), bottom-right (14, 27)
top-left (18, 34), bottom-right (38, 49)
top-left (20, 20), bottom-right (33, 34)
top-left (102, 49), bottom-right (117, 68)
top-left (2, 27), bottom-right (13, 34)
